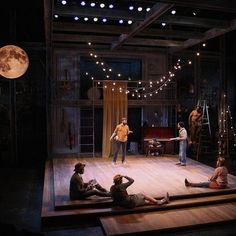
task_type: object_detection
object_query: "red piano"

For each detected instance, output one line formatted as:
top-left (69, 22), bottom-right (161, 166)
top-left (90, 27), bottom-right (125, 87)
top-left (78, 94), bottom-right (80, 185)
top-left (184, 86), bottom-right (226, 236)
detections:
top-left (142, 127), bottom-right (175, 154)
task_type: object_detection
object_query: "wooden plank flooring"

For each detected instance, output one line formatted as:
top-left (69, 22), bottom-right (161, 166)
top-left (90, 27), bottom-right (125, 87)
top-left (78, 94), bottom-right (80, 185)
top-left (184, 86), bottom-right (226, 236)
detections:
top-left (41, 156), bottom-right (236, 230)
top-left (100, 203), bottom-right (236, 236)
top-left (52, 155), bottom-right (236, 209)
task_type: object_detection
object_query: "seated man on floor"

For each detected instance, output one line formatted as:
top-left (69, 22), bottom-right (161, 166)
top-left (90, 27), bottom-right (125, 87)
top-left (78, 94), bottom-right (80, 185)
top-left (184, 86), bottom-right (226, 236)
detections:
top-left (70, 162), bottom-right (111, 200)
top-left (147, 138), bottom-right (163, 156)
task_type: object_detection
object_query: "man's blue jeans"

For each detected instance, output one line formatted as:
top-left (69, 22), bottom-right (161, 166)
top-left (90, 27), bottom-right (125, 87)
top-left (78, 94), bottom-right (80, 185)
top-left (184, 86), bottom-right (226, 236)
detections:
top-left (190, 182), bottom-right (210, 187)
top-left (113, 140), bottom-right (127, 163)
top-left (179, 140), bottom-right (187, 164)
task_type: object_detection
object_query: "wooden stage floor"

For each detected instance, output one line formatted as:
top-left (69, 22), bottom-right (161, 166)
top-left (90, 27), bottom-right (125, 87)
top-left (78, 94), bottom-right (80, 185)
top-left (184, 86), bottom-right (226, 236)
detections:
top-left (52, 155), bottom-right (236, 209)
top-left (41, 154), bottom-right (236, 232)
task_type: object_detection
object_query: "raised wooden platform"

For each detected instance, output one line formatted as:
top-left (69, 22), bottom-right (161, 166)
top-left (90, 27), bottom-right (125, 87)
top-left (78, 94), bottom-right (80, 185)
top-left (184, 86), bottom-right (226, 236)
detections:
top-left (101, 202), bottom-right (236, 236)
top-left (41, 155), bottom-right (236, 232)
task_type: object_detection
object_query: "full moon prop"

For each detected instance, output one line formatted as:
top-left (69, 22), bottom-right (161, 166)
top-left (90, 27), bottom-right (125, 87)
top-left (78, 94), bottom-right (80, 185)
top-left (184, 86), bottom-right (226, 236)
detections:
top-left (0, 45), bottom-right (29, 79)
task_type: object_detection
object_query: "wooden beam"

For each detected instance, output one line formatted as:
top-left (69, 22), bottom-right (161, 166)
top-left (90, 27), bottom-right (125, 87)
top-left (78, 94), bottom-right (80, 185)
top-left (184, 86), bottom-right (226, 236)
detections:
top-left (140, 28), bottom-right (204, 39)
top-left (53, 22), bottom-right (128, 34)
top-left (159, 15), bottom-right (229, 28)
top-left (53, 34), bottom-right (116, 44)
top-left (53, 33), bottom-right (183, 47)
top-left (169, 18), bottom-right (236, 53)
top-left (120, 38), bottom-right (183, 47)
top-left (153, 0), bottom-right (236, 12)
top-left (111, 3), bottom-right (174, 50)
top-left (54, 0), bottom-right (236, 13)
top-left (51, 43), bottom-right (167, 54)
top-left (53, 22), bottom-right (204, 39)
top-left (52, 42), bottom-right (167, 53)
top-left (43, 0), bottom-right (52, 45)
top-left (54, 5), bottom-right (145, 21)
top-left (53, 6), bottom-right (230, 29)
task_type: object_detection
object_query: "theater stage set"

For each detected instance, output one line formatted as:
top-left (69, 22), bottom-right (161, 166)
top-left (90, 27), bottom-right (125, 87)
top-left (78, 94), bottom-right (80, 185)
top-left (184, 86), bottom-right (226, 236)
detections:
top-left (41, 154), bottom-right (236, 235)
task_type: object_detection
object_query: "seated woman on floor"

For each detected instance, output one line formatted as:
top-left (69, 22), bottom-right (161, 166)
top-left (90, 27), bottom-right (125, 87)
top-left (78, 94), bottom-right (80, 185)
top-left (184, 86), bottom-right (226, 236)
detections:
top-left (185, 156), bottom-right (228, 189)
top-left (70, 162), bottom-right (111, 200)
top-left (110, 174), bottom-right (170, 208)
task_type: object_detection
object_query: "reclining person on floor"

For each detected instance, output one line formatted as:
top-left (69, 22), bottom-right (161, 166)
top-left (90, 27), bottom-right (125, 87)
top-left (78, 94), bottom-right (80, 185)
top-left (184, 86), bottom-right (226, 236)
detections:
top-left (110, 174), bottom-right (169, 208)
top-left (70, 162), bottom-right (111, 200)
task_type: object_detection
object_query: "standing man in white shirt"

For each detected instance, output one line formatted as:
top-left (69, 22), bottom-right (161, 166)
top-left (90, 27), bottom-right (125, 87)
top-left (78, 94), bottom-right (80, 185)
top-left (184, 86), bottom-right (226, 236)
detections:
top-left (170, 122), bottom-right (188, 166)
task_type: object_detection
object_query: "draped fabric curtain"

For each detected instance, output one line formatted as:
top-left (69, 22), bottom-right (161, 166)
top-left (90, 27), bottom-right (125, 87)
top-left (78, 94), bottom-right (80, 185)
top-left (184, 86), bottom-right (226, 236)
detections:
top-left (102, 81), bottom-right (128, 157)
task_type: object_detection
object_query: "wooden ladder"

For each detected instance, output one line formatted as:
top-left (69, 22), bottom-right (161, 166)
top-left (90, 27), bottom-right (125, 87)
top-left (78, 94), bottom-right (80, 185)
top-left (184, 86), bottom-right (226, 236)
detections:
top-left (196, 100), bottom-right (212, 160)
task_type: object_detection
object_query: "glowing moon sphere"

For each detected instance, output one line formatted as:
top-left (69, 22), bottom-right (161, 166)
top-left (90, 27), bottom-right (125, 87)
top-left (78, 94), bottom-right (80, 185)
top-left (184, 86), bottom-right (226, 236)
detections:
top-left (0, 45), bottom-right (29, 79)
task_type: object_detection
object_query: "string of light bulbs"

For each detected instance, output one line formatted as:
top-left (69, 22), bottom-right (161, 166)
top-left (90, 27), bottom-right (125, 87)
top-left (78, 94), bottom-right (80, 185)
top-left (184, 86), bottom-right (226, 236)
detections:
top-left (218, 93), bottom-right (236, 156)
top-left (83, 42), bottom-right (195, 98)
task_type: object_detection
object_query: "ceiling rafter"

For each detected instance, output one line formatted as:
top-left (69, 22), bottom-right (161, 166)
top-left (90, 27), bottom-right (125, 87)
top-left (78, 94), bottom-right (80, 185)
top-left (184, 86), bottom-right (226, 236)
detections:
top-left (160, 16), bottom-right (229, 28)
top-left (54, 6), bottom-right (229, 29)
top-left (54, 5), bottom-right (145, 21)
top-left (53, 22), bottom-right (204, 39)
top-left (169, 18), bottom-right (236, 53)
top-left (111, 3), bottom-right (174, 50)
top-left (154, 0), bottom-right (236, 12)
top-left (51, 43), bottom-right (167, 53)
top-left (53, 33), bottom-right (183, 47)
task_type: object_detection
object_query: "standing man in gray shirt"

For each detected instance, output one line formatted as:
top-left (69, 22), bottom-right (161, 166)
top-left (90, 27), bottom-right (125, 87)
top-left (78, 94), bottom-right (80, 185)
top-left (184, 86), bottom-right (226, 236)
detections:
top-left (170, 121), bottom-right (188, 166)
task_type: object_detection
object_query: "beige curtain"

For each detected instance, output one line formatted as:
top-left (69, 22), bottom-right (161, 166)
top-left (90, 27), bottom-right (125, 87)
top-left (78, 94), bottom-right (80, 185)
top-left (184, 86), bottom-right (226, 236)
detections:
top-left (102, 81), bottom-right (128, 157)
